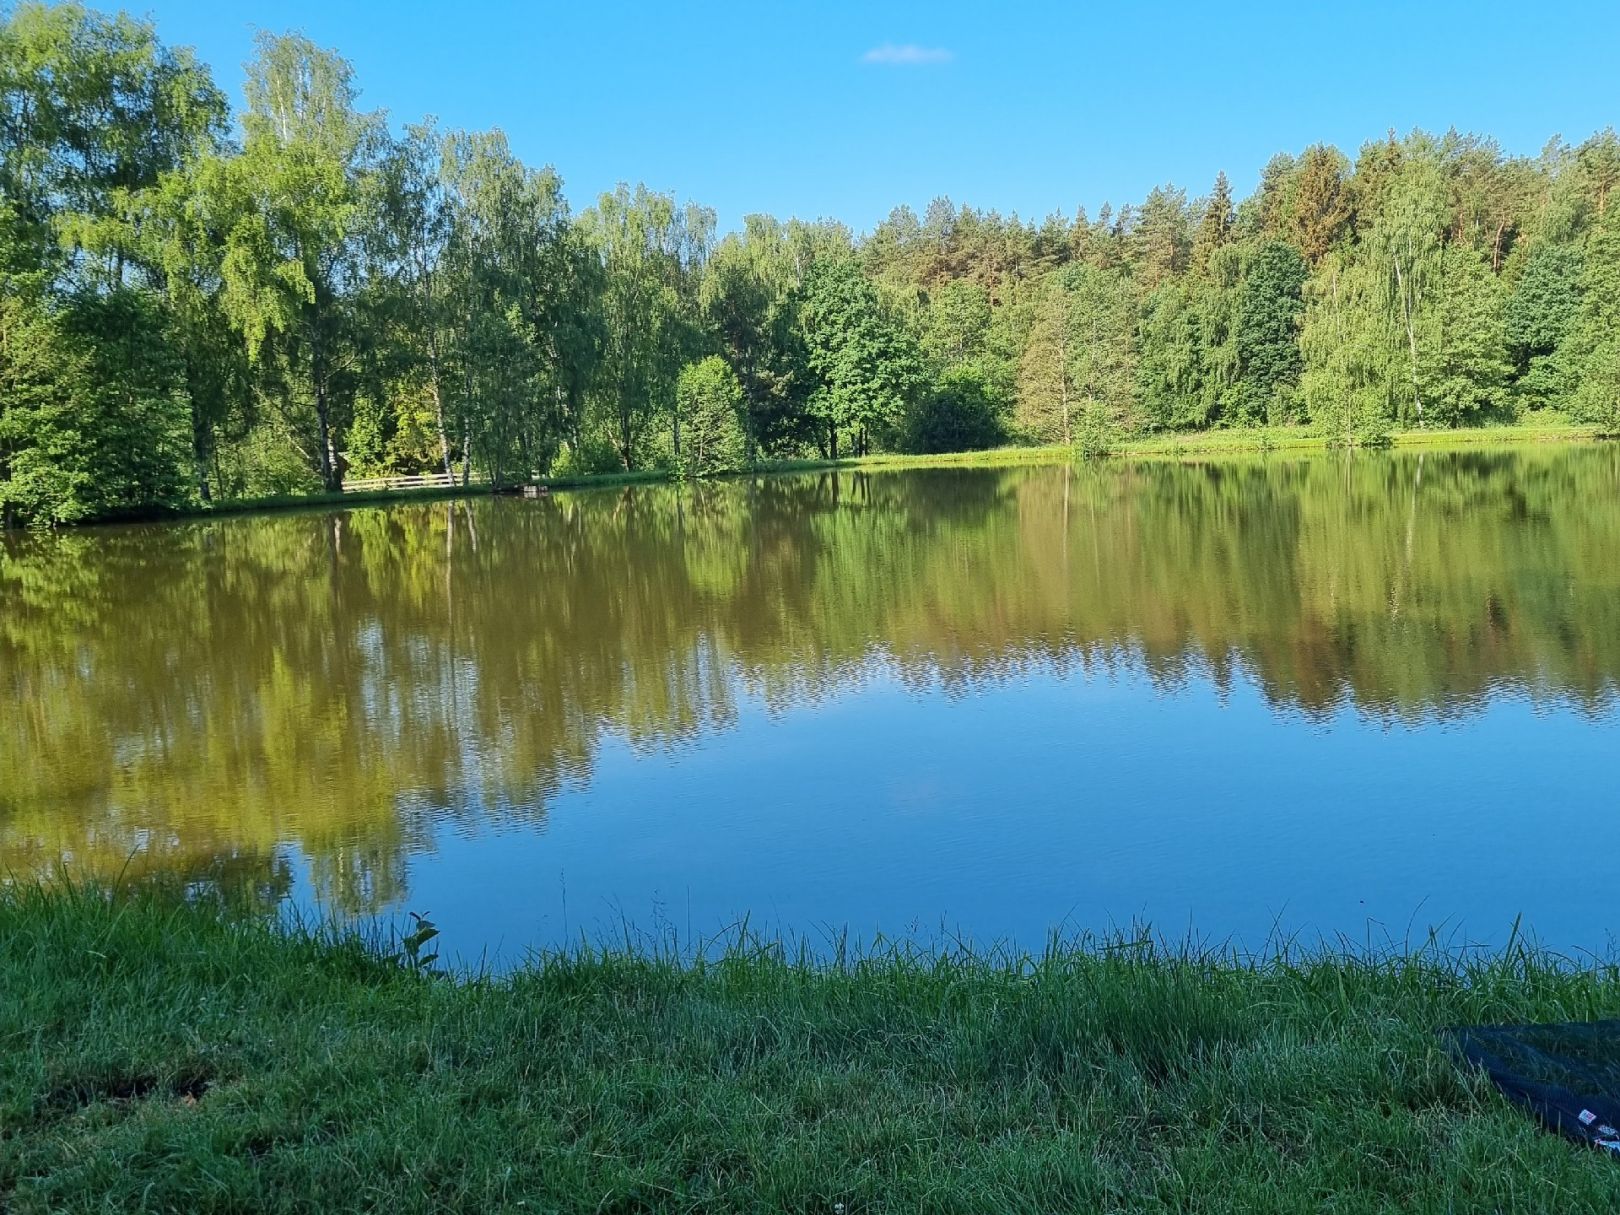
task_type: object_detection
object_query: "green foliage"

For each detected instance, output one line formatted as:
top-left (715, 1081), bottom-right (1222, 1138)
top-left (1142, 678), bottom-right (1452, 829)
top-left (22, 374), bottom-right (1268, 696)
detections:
top-left (215, 424), bottom-right (322, 498)
top-left (799, 257), bottom-right (925, 458)
top-left (905, 363), bottom-right (1004, 453)
top-left (207, 32), bottom-right (383, 492)
top-left (920, 278), bottom-right (993, 365)
top-left (2, 4), bottom-right (1618, 525)
top-left (1572, 342), bottom-right (1620, 433)
top-left (386, 910), bottom-right (441, 974)
top-left (1419, 244), bottom-right (1512, 425)
top-left (1135, 281), bottom-right (1207, 430)
top-left (343, 392), bottom-right (390, 476)
top-left (1286, 144), bottom-right (1353, 261)
top-left (1566, 209), bottom-right (1620, 431)
top-left (673, 356), bottom-right (746, 476)
top-left (1505, 245), bottom-right (1582, 361)
top-left (1366, 141), bottom-right (1450, 427)
top-left (1300, 254), bottom-right (1400, 444)
top-left (1015, 264), bottom-right (1137, 444)
top-left (1064, 264), bottom-right (1138, 432)
top-left (0, 1), bottom-right (226, 522)
top-left (1189, 172), bottom-right (1235, 275)
top-left (441, 130), bottom-right (573, 486)
top-left (0, 0), bottom-right (226, 275)
top-left (699, 216), bottom-right (815, 456)
top-left (1235, 240), bottom-right (1308, 423)
top-left (1129, 184), bottom-right (1192, 288)
top-left (582, 184), bottom-right (713, 471)
top-left (550, 432), bottom-right (625, 478)
top-left (1073, 399), bottom-right (1120, 459)
top-left (0, 288), bottom-right (190, 525)
top-left (1505, 244), bottom-right (1583, 409)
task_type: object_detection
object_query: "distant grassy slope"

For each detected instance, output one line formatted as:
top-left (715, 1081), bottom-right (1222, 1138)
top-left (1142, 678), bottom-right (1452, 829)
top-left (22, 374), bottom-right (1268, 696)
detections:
top-left (5, 889), bottom-right (1620, 1212)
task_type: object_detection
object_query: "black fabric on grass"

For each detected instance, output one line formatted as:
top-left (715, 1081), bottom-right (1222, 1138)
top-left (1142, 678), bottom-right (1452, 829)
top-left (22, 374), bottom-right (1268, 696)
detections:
top-left (1445, 1021), bottom-right (1620, 1152)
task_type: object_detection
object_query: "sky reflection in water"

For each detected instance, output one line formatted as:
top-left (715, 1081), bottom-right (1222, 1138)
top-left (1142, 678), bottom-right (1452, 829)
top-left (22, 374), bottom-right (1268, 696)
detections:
top-left (4, 447), bottom-right (1618, 962)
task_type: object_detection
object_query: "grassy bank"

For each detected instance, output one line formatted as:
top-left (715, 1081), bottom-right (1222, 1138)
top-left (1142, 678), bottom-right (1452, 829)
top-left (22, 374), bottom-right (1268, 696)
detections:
top-left (194, 481), bottom-right (493, 521)
top-left (5, 891), bottom-right (1620, 1211)
top-left (43, 421), bottom-right (1608, 528)
top-left (1118, 418), bottom-right (1606, 458)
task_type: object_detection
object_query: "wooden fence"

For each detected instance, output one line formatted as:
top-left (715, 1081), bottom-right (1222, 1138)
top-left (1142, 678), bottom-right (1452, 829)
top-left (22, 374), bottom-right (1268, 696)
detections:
top-left (342, 472), bottom-right (468, 493)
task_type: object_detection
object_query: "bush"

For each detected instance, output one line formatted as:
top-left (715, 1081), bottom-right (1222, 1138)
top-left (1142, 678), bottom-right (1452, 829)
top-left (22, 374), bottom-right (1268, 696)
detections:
top-left (550, 433), bottom-right (625, 478)
top-left (905, 364), bottom-right (1005, 454)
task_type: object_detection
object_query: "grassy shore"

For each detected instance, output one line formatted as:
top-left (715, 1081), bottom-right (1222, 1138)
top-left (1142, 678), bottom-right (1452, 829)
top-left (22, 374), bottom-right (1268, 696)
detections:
top-left (5, 890), bottom-right (1620, 1211)
top-left (1119, 418), bottom-right (1605, 459)
top-left (119, 418), bottom-right (1604, 526)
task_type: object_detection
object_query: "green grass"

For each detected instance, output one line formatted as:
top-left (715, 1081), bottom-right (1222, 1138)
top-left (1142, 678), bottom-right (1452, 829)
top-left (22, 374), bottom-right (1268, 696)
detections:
top-left (1119, 418), bottom-right (1606, 459)
top-left (755, 445), bottom-right (1078, 474)
top-left (6, 889), bottom-right (1620, 1212)
top-left (58, 421), bottom-right (1608, 528)
top-left (529, 467), bottom-right (675, 491)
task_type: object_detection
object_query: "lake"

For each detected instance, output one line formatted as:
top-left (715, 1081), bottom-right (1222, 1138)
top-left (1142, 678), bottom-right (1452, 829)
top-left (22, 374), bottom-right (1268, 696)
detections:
top-left (4, 446), bottom-right (1619, 963)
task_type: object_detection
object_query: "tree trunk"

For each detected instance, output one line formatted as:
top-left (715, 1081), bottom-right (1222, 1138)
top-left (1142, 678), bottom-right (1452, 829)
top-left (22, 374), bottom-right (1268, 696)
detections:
top-left (428, 339), bottom-right (452, 477)
top-left (305, 277), bottom-right (342, 493)
top-left (0, 443), bottom-right (13, 529)
top-left (312, 348), bottom-right (340, 492)
top-left (459, 349), bottom-right (475, 486)
top-left (1059, 318), bottom-right (1071, 446)
top-left (191, 413), bottom-right (213, 503)
top-left (618, 398), bottom-right (635, 471)
top-left (1392, 256), bottom-right (1423, 427)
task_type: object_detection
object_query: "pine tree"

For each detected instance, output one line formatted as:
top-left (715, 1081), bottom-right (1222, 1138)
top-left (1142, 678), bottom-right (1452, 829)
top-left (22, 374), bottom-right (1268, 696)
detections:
top-left (1235, 241), bottom-right (1308, 423)
top-left (1191, 172), bottom-right (1235, 277)
top-left (1289, 145), bottom-right (1352, 262)
top-left (1130, 185), bottom-right (1191, 289)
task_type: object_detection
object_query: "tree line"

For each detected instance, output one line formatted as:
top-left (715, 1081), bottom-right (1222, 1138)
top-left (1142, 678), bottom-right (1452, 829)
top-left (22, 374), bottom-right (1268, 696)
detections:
top-left (3, 1), bottom-right (1619, 525)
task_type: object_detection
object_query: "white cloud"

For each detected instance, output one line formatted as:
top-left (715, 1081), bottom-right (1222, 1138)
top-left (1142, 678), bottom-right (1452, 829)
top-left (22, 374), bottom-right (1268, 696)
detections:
top-left (861, 43), bottom-right (954, 66)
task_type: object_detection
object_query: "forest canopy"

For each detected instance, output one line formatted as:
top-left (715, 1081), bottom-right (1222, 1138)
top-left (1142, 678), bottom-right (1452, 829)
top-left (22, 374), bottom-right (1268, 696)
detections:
top-left (3, 1), bottom-right (1619, 525)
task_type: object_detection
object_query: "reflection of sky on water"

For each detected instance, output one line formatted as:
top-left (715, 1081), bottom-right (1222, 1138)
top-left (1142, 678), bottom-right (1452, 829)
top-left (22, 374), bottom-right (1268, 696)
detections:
top-left (9, 449), bottom-right (1620, 957)
top-left (315, 654), bottom-right (1620, 967)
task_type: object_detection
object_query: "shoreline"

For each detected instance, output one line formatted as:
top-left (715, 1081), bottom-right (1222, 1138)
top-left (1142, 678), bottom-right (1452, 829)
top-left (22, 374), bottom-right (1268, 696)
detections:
top-left (11, 421), bottom-right (1608, 531)
top-left (6, 888), bottom-right (1619, 1209)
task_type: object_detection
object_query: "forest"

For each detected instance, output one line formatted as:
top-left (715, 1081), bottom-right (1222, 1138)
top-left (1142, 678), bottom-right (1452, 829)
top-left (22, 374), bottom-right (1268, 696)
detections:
top-left (3, 1), bottom-right (1619, 526)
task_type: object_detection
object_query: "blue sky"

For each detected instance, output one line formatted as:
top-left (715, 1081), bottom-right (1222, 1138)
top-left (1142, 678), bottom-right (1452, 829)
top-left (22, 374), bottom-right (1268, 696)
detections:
top-left (127, 0), bottom-right (1619, 234)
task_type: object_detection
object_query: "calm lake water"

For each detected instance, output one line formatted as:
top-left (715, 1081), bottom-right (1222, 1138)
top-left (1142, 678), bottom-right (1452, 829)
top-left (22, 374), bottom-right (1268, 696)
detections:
top-left (5, 447), bottom-right (1620, 962)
